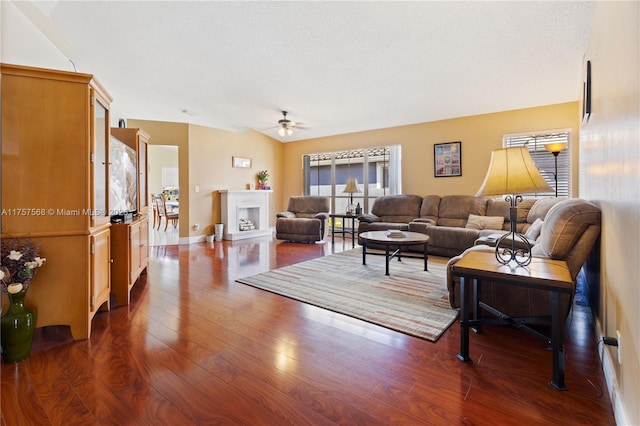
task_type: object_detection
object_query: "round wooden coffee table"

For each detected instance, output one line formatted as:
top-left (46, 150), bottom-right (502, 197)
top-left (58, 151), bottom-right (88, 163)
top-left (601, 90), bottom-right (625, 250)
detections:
top-left (359, 230), bottom-right (430, 275)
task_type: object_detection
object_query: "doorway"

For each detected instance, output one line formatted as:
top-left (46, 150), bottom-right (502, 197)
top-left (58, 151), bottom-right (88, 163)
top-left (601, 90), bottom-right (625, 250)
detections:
top-left (148, 145), bottom-right (179, 246)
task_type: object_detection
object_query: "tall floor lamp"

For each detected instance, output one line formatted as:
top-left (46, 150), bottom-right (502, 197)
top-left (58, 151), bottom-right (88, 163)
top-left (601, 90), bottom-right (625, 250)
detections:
top-left (476, 147), bottom-right (552, 266)
top-left (544, 142), bottom-right (568, 197)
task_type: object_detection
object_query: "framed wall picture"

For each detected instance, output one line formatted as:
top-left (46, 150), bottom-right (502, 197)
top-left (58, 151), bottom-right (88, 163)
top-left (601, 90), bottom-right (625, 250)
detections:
top-left (582, 60), bottom-right (591, 123)
top-left (232, 156), bottom-right (252, 168)
top-left (434, 141), bottom-right (461, 177)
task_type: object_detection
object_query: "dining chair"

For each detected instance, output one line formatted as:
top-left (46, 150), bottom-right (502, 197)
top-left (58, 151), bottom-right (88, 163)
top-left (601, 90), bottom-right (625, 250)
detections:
top-left (150, 193), bottom-right (159, 229)
top-left (153, 193), bottom-right (179, 231)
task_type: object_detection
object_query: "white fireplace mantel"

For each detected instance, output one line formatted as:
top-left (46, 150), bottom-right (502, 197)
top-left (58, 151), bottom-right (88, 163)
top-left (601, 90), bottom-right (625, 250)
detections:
top-left (220, 190), bottom-right (272, 240)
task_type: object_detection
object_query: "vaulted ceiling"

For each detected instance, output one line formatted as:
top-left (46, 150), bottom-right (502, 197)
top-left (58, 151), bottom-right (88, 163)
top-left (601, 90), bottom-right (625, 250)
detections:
top-left (31, 1), bottom-right (594, 142)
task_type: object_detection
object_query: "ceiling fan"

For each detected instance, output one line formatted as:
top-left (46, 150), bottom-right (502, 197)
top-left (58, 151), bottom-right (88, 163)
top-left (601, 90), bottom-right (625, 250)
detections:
top-left (276, 111), bottom-right (304, 137)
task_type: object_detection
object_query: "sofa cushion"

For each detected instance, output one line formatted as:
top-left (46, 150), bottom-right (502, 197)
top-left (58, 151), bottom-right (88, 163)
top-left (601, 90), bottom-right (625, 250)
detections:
top-left (485, 198), bottom-right (508, 220)
top-left (418, 195), bottom-right (441, 223)
top-left (524, 218), bottom-right (544, 242)
top-left (464, 214), bottom-right (505, 230)
top-left (486, 198), bottom-right (537, 231)
top-left (437, 196), bottom-right (488, 227)
top-left (527, 197), bottom-right (561, 223)
top-left (359, 221), bottom-right (409, 233)
top-left (287, 196), bottom-right (330, 218)
top-left (532, 199), bottom-right (601, 260)
top-left (371, 194), bottom-right (423, 223)
top-left (357, 214), bottom-right (379, 223)
top-left (427, 225), bottom-right (481, 253)
top-left (276, 217), bottom-right (323, 242)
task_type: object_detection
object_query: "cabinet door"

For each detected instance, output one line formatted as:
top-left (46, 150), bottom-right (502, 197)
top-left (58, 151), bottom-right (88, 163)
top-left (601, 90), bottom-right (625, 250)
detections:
top-left (138, 139), bottom-right (149, 213)
top-left (129, 222), bottom-right (141, 285)
top-left (91, 229), bottom-right (111, 313)
top-left (139, 217), bottom-right (149, 271)
top-left (91, 91), bottom-right (110, 227)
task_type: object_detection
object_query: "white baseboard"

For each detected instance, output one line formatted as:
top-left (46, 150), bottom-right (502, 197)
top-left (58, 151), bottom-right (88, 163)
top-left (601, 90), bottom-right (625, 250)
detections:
top-left (596, 320), bottom-right (630, 425)
top-left (180, 228), bottom-right (275, 245)
top-left (179, 235), bottom-right (205, 244)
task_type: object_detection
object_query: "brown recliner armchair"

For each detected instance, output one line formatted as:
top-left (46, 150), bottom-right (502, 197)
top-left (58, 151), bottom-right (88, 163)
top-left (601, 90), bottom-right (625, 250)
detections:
top-left (276, 196), bottom-right (330, 243)
top-left (446, 198), bottom-right (601, 319)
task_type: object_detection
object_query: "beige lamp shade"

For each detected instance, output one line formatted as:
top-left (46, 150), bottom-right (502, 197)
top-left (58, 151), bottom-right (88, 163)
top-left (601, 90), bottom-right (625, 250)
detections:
top-left (544, 142), bottom-right (568, 154)
top-left (343, 178), bottom-right (362, 194)
top-left (476, 147), bottom-right (552, 196)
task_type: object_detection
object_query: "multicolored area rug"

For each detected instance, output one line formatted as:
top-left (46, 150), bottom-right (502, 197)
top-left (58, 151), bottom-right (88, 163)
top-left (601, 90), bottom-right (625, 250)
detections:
top-left (236, 249), bottom-right (459, 342)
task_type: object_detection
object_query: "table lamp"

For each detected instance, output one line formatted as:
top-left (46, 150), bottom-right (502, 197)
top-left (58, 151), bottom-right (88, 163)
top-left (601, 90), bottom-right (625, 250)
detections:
top-left (343, 178), bottom-right (361, 214)
top-left (544, 142), bottom-right (568, 197)
top-left (476, 147), bottom-right (552, 266)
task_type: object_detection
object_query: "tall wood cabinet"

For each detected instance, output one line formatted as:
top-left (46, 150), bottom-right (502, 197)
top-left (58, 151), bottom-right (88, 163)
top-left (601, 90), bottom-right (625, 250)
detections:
top-left (1, 64), bottom-right (113, 340)
top-left (110, 126), bottom-right (150, 306)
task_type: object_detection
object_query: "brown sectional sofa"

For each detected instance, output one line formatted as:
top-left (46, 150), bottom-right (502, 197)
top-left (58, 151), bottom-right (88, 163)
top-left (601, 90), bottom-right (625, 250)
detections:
top-left (357, 194), bottom-right (601, 319)
top-left (357, 194), bottom-right (540, 257)
top-left (447, 198), bottom-right (601, 319)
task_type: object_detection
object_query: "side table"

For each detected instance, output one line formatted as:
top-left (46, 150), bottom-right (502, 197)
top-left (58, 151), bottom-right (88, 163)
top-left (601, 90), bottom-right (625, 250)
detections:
top-left (452, 250), bottom-right (573, 390)
top-left (330, 213), bottom-right (357, 248)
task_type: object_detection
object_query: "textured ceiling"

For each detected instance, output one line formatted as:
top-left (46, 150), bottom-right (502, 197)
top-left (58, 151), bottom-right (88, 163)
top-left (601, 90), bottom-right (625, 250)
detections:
top-left (31, 1), bottom-right (594, 142)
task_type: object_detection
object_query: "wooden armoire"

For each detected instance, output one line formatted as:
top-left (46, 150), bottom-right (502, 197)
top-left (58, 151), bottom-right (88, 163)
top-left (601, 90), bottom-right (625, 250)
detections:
top-left (1, 64), bottom-right (113, 340)
top-left (109, 127), bottom-right (150, 306)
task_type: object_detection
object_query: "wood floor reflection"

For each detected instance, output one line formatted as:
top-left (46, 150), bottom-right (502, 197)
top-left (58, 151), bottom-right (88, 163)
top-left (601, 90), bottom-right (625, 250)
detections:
top-left (1, 237), bottom-right (615, 425)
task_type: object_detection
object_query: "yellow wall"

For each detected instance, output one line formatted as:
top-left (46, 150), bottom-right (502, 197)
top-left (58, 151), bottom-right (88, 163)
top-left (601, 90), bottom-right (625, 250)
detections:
top-left (129, 119), bottom-right (283, 239)
top-left (187, 125), bottom-right (282, 236)
top-left (281, 102), bottom-right (580, 204)
top-left (580, 2), bottom-right (640, 424)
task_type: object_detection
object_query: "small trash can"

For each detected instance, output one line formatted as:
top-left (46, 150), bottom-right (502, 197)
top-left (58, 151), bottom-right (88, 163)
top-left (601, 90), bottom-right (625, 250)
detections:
top-left (214, 223), bottom-right (224, 241)
top-left (205, 234), bottom-right (215, 243)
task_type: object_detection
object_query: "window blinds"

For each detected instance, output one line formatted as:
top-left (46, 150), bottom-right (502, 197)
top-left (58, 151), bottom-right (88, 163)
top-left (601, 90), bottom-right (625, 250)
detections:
top-left (503, 132), bottom-right (571, 197)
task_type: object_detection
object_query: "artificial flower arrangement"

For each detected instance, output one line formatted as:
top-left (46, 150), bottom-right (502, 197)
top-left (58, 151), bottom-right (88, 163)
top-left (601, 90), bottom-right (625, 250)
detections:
top-left (257, 170), bottom-right (269, 189)
top-left (0, 238), bottom-right (46, 295)
top-left (257, 170), bottom-right (269, 183)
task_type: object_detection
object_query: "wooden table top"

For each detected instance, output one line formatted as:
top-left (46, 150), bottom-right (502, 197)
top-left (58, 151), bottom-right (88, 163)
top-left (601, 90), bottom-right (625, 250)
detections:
top-left (359, 230), bottom-right (430, 244)
top-left (452, 250), bottom-right (573, 292)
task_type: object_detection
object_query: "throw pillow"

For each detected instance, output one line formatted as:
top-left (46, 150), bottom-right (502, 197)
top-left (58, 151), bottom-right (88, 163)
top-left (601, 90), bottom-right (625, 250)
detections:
top-left (524, 218), bottom-right (544, 242)
top-left (465, 214), bottom-right (505, 230)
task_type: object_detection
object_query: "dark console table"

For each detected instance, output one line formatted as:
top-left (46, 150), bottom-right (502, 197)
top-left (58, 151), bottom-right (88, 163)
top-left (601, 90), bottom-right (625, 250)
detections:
top-left (330, 213), bottom-right (357, 248)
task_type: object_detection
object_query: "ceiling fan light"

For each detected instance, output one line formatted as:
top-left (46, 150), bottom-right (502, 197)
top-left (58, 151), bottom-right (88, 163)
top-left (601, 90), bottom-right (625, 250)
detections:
top-left (276, 111), bottom-right (295, 138)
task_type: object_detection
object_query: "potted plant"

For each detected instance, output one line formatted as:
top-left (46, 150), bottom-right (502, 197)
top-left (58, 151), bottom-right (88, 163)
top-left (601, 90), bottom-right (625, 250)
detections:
top-left (1, 237), bottom-right (46, 362)
top-left (257, 170), bottom-right (269, 190)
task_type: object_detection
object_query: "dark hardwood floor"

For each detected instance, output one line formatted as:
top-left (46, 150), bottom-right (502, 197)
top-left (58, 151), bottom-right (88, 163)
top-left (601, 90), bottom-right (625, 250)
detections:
top-left (2, 237), bottom-right (615, 425)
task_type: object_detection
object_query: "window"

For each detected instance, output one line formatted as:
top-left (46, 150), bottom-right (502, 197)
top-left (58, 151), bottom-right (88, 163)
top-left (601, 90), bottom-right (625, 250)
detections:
top-left (503, 130), bottom-right (571, 197)
top-left (161, 166), bottom-right (179, 189)
top-left (303, 145), bottom-right (401, 214)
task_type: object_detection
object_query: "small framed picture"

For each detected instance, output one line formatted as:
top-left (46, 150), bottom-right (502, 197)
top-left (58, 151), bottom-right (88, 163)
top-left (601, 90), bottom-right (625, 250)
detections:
top-left (434, 141), bottom-right (461, 177)
top-left (233, 156), bottom-right (252, 168)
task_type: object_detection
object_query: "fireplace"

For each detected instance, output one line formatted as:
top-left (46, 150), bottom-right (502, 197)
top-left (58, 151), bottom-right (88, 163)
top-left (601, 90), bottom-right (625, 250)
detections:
top-left (220, 190), bottom-right (272, 240)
